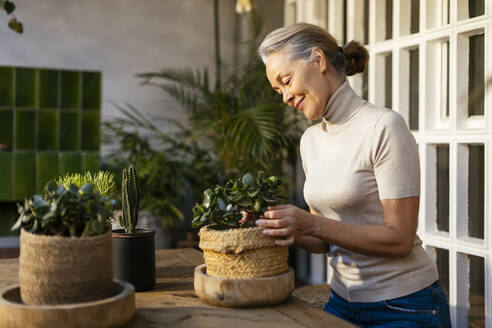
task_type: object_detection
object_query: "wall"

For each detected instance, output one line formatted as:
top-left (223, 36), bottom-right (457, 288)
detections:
top-left (0, 0), bottom-right (237, 134)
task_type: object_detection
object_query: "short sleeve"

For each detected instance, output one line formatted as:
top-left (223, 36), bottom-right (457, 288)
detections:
top-left (371, 111), bottom-right (420, 199)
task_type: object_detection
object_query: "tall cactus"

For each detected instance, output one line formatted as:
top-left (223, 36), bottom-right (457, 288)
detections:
top-left (119, 164), bottom-right (140, 233)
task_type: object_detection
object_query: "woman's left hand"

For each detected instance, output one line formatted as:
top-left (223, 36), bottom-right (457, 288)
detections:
top-left (255, 204), bottom-right (315, 246)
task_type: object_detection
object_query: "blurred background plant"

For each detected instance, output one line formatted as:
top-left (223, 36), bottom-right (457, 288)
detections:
top-left (1, 0), bottom-right (23, 33)
top-left (103, 9), bottom-right (304, 236)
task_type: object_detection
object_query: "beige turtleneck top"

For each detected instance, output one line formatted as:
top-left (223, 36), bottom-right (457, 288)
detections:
top-left (300, 81), bottom-right (438, 302)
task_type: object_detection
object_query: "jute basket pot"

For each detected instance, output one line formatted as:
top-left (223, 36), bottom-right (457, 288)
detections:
top-left (19, 229), bottom-right (113, 305)
top-left (198, 225), bottom-right (289, 279)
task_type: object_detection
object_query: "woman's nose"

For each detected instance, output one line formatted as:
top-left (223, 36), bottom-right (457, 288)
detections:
top-left (283, 91), bottom-right (294, 104)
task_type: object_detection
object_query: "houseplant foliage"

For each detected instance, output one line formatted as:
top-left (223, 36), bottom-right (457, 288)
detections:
top-left (12, 180), bottom-right (117, 237)
top-left (136, 10), bottom-right (302, 175)
top-left (112, 164), bottom-right (156, 291)
top-left (103, 10), bottom-right (302, 235)
top-left (0, 0), bottom-right (23, 33)
top-left (103, 104), bottom-right (221, 229)
top-left (119, 164), bottom-right (139, 233)
top-left (192, 171), bottom-right (289, 284)
top-left (57, 171), bottom-right (117, 198)
top-left (192, 171), bottom-right (284, 230)
top-left (10, 174), bottom-right (117, 305)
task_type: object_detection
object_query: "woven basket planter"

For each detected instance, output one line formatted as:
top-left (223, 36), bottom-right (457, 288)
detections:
top-left (198, 225), bottom-right (288, 279)
top-left (19, 229), bottom-right (113, 305)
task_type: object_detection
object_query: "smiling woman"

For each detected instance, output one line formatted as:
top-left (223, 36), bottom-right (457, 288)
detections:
top-left (259, 23), bottom-right (367, 120)
top-left (257, 23), bottom-right (451, 328)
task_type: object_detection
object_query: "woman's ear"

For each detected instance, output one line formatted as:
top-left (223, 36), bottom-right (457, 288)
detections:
top-left (310, 48), bottom-right (327, 73)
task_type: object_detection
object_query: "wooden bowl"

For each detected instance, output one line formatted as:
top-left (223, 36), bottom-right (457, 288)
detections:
top-left (0, 280), bottom-right (135, 328)
top-left (194, 264), bottom-right (294, 307)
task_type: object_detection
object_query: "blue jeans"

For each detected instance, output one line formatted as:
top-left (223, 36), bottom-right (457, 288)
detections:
top-left (323, 281), bottom-right (451, 327)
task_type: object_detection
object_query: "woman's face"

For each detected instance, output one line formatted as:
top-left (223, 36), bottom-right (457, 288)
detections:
top-left (265, 48), bottom-right (338, 120)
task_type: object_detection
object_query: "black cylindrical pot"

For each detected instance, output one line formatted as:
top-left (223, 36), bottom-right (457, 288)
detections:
top-left (112, 229), bottom-right (156, 291)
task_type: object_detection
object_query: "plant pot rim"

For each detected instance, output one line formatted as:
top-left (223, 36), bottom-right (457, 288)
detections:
top-left (20, 228), bottom-right (111, 240)
top-left (112, 228), bottom-right (155, 238)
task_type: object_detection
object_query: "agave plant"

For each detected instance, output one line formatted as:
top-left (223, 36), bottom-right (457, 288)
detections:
top-left (57, 171), bottom-right (117, 198)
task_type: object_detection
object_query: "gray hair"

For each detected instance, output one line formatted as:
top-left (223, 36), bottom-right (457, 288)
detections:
top-left (258, 23), bottom-right (368, 77)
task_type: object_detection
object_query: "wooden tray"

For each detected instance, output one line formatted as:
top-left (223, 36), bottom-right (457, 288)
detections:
top-left (0, 280), bottom-right (135, 328)
top-left (194, 264), bottom-right (294, 307)
top-left (292, 284), bottom-right (331, 309)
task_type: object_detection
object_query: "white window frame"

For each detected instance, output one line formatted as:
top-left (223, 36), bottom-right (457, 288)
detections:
top-left (285, 1), bottom-right (492, 326)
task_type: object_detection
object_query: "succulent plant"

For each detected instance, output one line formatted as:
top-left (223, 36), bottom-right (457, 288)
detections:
top-left (192, 171), bottom-right (284, 230)
top-left (11, 180), bottom-right (118, 237)
top-left (118, 164), bottom-right (140, 234)
top-left (57, 171), bottom-right (117, 198)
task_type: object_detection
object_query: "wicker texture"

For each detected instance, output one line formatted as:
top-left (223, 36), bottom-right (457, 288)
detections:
top-left (198, 225), bottom-right (277, 254)
top-left (199, 225), bottom-right (288, 279)
top-left (19, 229), bottom-right (113, 305)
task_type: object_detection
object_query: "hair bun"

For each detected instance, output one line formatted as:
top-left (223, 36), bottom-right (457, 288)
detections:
top-left (342, 41), bottom-right (369, 76)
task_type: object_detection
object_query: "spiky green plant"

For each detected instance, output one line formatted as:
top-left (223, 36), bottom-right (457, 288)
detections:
top-left (119, 164), bottom-right (140, 233)
top-left (57, 171), bottom-right (117, 198)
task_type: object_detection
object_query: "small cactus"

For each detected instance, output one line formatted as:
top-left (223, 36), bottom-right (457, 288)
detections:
top-left (119, 164), bottom-right (140, 233)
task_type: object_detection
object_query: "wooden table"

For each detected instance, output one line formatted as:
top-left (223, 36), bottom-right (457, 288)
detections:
top-left (0, 248), bottom-right (355, 328)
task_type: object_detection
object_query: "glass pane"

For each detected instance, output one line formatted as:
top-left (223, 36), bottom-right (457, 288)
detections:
top-left (468, 145), bottom-right (484, 239)
top-left (385, 0), bottom-right (392, 40)
top-left (436, 145), bottom-right (449, 232)
top-left (409, 48), bottom-right (419, 130)
top-left (468, 34), bottom-right (484, 116)
top-left (385, 54), bottom-right (392, 108)
top-left (468, 255), bottom-right (484, 328)
top-left (343, 0), bottom-right (347, 44)
top-left (442, 40), bottom-right (450, 118)
top-left (288, 2), bottom-right (296, 25)
top-left (469, 0), bottom-right (484, 18)
top-left (364, 0), bottom-right (369, 44)
top-left (410, 0), bottom-right (419, 34)
top-left (436, 248), bottom-right (449, 299)
top-left (362, 68), bottom-right (368, 100)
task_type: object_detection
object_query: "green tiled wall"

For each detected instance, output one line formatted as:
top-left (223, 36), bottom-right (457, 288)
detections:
top-left (61, 71), bottom-right (81, 109)
top-left (15, 110), bottom-right (36, 150)
top-left (39, 69), bottom-right (59, 109)
top-left (60, 112), bottom-right (81, 151)
top-left (0, 110), bottom-right (13, 146)
top-left (0, 67), bottom-right (13, 106)
top-left (0, 153), bottom-right (12, 199)
top-left (82, 153), bottom-right (100, 173)
top-left (37, 153), bottom-right (59, 193)
top-left (13, 153), bottom-right (36, 199)
top-left (15, 68), bottom-right (36, 108)
top-left (60, 153), bottom-right (82, 176)
top-left (0, 65), bottom-right (102, 201)
top-left (38, 110), bottom-right (58, 150)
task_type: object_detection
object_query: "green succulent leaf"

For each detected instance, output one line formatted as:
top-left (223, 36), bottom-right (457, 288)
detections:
top-left (242, 173), bottom-right (253, 186)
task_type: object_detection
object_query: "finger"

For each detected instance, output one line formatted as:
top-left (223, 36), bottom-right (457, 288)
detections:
top-left (263, 228), bottom-right (290, 237)
top-left (274, 235), bottom-right (295, 246)
top-left (256, 218), bottom-right (289, 228)
top-left (267, 204), bottom-right (290, 211)
top-left (263, 209), bottom-right (291, 219)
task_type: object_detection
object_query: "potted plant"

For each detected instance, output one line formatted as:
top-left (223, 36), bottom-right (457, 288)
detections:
top-left (11, 176), bottom-right (118, 305)
top-left (112, 164), bottom-right (156, 291)
top-left (192, 171), bottom-right (288, 279)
